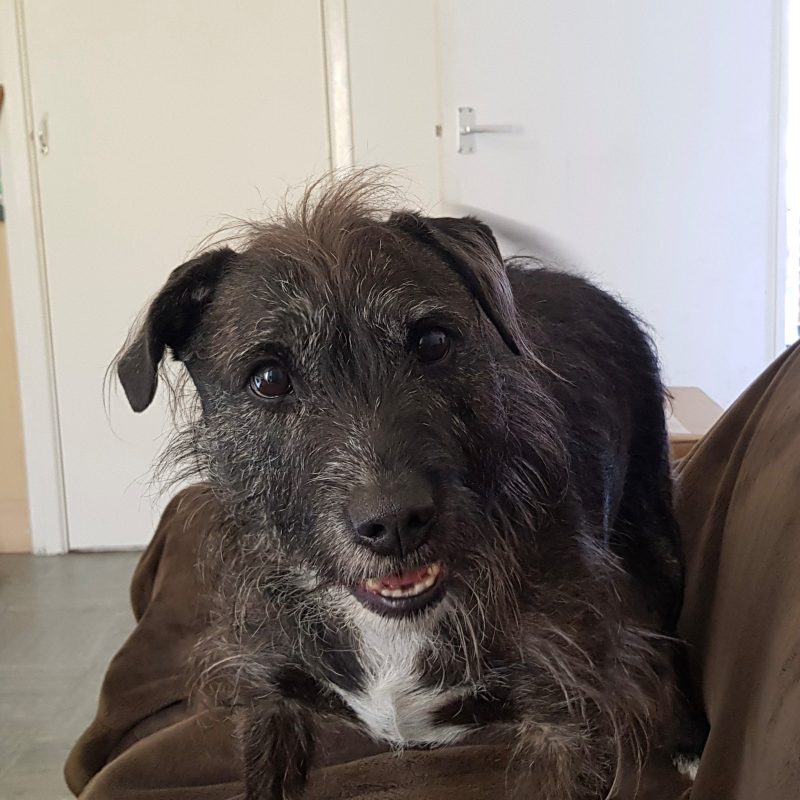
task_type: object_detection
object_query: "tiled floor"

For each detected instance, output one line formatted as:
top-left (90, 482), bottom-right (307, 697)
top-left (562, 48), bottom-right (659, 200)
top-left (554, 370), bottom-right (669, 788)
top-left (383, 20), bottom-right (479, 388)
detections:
top-left (0, 552), bottom-right (141, 799)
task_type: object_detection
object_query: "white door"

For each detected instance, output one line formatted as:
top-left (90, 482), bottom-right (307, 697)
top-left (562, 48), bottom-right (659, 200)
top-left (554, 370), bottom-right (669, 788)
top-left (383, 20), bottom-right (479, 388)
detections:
top-left (24, 1), bottom-right (331, 549)
top-left (436, 1), bottom-right (780, 406)
top-left (345, 0), bottom-right (442, 212)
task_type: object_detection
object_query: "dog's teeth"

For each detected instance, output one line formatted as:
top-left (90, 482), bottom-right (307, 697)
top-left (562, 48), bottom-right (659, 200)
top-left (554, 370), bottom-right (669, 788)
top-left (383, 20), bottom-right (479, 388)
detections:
top-left (376, 570), bottom-right (440, 598)
top-left (364, 563), bottom-right (444, 600)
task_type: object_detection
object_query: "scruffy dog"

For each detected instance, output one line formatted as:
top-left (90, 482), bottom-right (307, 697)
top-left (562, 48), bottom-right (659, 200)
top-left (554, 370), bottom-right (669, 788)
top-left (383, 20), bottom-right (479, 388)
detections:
top-left (117, 175), bottom-right (688, 799)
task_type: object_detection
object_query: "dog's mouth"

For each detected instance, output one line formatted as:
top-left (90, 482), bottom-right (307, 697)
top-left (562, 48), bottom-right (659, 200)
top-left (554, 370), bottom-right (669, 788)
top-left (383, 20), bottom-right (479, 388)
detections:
top-left (351, 562), bottom-right (446, 617)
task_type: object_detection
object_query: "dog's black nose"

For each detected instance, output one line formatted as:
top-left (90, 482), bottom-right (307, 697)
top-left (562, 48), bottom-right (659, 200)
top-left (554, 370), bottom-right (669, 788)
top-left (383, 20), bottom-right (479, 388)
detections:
top-left (349, 477), bottom-right (437, 557)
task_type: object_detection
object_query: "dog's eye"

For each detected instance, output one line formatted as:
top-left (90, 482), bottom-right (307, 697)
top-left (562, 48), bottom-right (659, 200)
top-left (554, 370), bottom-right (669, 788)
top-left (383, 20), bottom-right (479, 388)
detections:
top-left (249, 362), bottom-right (292, 399)
top-left (415, 328), bottom-right (451, 363)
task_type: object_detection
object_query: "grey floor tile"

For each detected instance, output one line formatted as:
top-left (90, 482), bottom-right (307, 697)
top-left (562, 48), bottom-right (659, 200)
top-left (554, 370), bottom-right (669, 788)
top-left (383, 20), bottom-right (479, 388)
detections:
top-left (0, 552), bottom-right (141, 800)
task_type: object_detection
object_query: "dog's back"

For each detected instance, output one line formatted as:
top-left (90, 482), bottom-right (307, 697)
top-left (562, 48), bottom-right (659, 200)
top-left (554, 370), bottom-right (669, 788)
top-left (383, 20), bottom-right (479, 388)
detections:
top-left (510, 264), bottom-right (682, 630)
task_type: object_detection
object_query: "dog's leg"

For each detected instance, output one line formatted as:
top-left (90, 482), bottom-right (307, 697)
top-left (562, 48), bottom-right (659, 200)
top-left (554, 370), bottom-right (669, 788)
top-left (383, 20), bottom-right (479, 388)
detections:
top-left (241, 703), bottom-right (315, 800)
top-left (510, 720), bottom-right (583, 800)
top-left (508, 713), bottom-right (621, 800)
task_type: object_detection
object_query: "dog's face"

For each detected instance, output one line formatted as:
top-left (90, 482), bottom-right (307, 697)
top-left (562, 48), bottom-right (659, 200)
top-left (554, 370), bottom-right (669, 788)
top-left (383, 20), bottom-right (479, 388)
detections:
top-left (118, 198), bottom-right (563, 630)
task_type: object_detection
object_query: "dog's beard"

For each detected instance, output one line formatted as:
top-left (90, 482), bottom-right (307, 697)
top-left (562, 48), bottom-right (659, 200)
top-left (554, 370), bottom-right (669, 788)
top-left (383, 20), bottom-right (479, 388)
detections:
top-left (317, 572), bottom-right (503, 688)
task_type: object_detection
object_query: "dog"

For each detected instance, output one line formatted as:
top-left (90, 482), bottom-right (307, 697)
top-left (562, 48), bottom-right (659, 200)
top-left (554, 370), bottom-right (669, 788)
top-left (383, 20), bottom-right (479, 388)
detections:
top-left (117, 174), bottom-right (691, 799)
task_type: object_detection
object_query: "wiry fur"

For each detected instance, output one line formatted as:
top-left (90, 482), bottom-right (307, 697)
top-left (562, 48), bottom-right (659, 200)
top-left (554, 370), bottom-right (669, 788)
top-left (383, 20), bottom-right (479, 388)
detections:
top-left (116, 172), bottom-right (693, 799)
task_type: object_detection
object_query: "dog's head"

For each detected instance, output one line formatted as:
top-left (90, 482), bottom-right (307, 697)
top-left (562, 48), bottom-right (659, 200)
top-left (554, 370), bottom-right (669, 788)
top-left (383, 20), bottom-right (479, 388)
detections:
top-left (118, 177), bottom-right (565, 630)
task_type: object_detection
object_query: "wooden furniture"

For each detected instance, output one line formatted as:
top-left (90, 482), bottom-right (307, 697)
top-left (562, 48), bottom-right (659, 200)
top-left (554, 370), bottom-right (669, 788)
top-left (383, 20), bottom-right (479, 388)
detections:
top-left (667, 386), bottom-right (724, 460)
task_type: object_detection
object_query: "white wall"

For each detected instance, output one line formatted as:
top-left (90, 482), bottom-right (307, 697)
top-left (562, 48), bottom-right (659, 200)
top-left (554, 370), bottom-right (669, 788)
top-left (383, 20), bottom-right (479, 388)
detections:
top-left (786, 0), bottom-right (800, 345)
top-left (437, 0), bottom-right (785, 406)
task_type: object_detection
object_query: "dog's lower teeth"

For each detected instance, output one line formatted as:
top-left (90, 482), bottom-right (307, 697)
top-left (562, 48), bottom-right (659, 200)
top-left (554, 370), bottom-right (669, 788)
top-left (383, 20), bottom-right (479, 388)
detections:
top-left (376, 572), bottom-right (437, 599)
top-left (362, 563), bottom-right (441, 600)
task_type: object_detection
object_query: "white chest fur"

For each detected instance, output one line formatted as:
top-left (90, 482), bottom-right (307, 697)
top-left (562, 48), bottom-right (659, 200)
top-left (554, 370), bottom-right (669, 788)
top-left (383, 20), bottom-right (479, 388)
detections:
top-left (332, 615), bottom-right (469, 747)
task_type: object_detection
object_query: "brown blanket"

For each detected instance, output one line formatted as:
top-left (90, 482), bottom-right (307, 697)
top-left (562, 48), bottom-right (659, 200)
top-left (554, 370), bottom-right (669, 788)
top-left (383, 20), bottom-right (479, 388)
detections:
top-left (65, 343), bottom-right (800, 799)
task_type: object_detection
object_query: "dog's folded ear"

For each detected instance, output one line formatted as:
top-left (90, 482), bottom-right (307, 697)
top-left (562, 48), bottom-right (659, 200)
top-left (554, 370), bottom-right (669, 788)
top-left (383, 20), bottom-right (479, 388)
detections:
top-left (388, 212), bottom-right (525, 355)
top-left (116, 247), bottom-right (235, 412)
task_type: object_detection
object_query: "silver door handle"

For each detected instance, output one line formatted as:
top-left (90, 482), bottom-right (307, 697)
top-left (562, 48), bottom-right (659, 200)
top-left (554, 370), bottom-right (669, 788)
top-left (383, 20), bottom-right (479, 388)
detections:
top-left (457, 107), bottom-right (516, 154)
top-left (460, 125), bottom-right (513, 135)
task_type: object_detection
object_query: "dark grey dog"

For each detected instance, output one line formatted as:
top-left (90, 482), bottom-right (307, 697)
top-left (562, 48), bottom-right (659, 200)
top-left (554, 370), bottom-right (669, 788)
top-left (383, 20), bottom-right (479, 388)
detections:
top-left (117, 175), bottom-right (691, 799)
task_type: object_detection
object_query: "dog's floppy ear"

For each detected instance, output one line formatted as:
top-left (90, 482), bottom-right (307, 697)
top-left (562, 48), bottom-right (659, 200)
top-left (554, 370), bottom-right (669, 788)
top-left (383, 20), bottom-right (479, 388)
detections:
top-left (388, 212), bottom-right (524, 355)
top-left (117, 247), bottom-right (235, 412)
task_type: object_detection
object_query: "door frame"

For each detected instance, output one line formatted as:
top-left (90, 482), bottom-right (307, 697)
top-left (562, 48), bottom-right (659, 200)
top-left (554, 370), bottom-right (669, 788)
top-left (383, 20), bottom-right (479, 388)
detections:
top-left (1, 0), bottom-right (352, 554)
top-left (322, 0), bottom-right (355, 170)
top-left (771, 0), bottom-right (791, 353)
top-left (0, 0), bottom-right (68, 554)
top-left (774, 0), bottom-right (800, 350)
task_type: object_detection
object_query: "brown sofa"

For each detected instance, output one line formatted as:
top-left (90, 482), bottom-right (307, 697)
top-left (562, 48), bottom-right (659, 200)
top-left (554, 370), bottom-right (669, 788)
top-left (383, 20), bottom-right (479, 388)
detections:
top-left (65, 343), bottom-right (800, 799)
